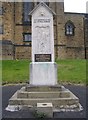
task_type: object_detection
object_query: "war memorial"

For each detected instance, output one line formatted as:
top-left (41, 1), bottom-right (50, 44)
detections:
top-left (6, 2), bottom-right (83, 117)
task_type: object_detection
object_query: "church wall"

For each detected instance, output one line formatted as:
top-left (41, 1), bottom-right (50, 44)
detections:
top-left (84, 15), bottom-right (88, 59)
top-left (64, 13), bottom-right (85, 48)
top-left (2, 41), bottom-right (14, 60)
top-left (0, 2), bottom-right (88, 60)
top-left (2, 2), bottom-right (14, 42)
top-left (15, 46), bottom-right (31, 60)
top-left (1, 2), bottom-right (15, 60)
top-left (57, 13), bottom-right (85, 59)
top-left (13, 2), bottom-right (32, 59)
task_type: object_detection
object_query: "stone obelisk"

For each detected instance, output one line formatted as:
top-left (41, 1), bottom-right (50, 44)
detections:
top-left (29, 2), bottom-right (57, 86)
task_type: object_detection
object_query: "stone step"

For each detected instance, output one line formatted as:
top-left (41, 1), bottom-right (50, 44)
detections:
top-left (9, 97), bottom-right (79, 108)
top-left (25, 85), bottom-right (63, 92)
top-left (9, 91), bottom-right (79, 108)
top-left (17, 91), bottom-right (70, 98)
top-left (7, 86), bottom-right (82, 111)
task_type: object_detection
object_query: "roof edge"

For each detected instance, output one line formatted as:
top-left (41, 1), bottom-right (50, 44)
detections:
top-left (64, 12), bottom-right (88, 15)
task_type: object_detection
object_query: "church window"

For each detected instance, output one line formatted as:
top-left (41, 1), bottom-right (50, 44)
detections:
top-left (23, 33), bottom-right (32, 42)
top-left (65, 21), bottom-right (75, 36)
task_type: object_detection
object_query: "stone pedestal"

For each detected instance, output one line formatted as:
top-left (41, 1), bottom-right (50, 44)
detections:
top-left (30, 62), bottom-right (57, 86)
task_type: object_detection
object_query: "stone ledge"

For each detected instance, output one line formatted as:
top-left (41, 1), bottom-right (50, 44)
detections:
top-left (25, 85), bottom-right (64, 92)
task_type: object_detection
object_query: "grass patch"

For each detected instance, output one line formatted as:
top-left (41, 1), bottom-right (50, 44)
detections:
top-left (2, 60), bottom-right (30, 84)
top-left (56, 59), bottom-right (86, 84)
top-left (2, 59), bottom-right (86, 85)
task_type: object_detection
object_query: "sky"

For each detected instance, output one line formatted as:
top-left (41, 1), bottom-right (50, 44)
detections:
top-left (64, 0), bottom-right (88, 13)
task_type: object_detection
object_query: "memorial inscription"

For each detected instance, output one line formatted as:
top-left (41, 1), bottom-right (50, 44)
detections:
top-left (35, 54), bottom-right (51, 62)
top-left (35, 25), bottom-right (51, 53)
top-left (34, 19), bottom-right (50, 23)
top-left (34, 18), bottom-right (51, 53)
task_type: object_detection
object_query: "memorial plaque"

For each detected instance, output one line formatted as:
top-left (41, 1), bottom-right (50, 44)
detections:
top-left (35, 54), bottom-right (51, 62)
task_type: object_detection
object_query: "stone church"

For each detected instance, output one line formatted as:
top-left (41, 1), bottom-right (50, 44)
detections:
top-left (0, 0), bottom-right (88, 60)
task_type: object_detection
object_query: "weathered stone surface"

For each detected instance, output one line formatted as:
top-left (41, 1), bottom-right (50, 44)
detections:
top-left (29, 2), bottom-right (57, 85)
top-left (29, 2), bottom-right (55, 62)
top-left (25, 85), bottom-right (63, 92)
top-left (30, 62), bottom-right (57, 85)
top-left (37, 103), bottom-right (53, 117)
top-left (7, 86), bottom-right (82, 112)
top-left (9, 94), bottom-right (79, 107)
top-left (17, 91), bottom-right (70, 98)
top-left (17, 86), bottom-right (70, 98)
top-left (15, 46), bottom-right (31, 60)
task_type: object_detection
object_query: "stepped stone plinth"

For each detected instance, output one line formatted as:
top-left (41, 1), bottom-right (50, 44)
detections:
top-left (6, 85), bottom-right (83, 113)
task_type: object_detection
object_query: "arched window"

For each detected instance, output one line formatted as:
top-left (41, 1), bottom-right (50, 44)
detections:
top-left (65, 21), bottom-right (75, 36)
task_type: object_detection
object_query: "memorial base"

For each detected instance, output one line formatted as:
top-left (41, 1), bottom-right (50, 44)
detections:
top-left (30, 62), bottom-right (57, 86)
top-left (6, 85), bottom-right (83, 115)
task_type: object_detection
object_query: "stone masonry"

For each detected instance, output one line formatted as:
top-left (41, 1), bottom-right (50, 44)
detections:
top-left (0, 1), bottom-right (88, 60)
